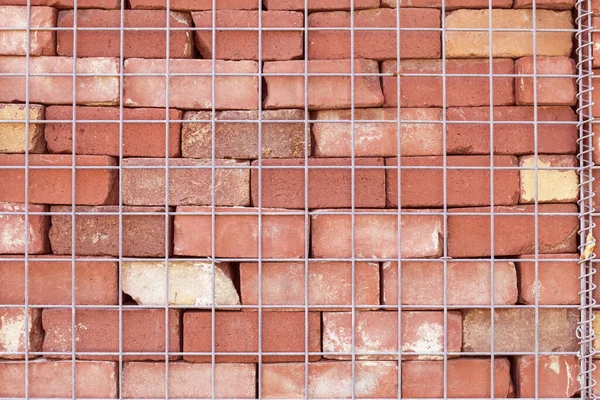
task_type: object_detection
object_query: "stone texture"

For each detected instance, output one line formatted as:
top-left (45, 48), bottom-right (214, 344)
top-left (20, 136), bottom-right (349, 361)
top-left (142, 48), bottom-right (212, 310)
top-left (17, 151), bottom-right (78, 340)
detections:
top-left (517, 254), bottom-right (580, 305)
top-left (0, 104), bottom-right (46, 154)
top-left (0, 6), bottom-right (57, 55)
top-left (515, 56), bottom-right (577, 106)
top-left (515, 355), bottom-right (579, 398)
top-left (519, 155), bottom-right (578, 203)
top-left (0, 203), bottom-right (50, 255)
top-left (0, 308), bottom-right (43, 359)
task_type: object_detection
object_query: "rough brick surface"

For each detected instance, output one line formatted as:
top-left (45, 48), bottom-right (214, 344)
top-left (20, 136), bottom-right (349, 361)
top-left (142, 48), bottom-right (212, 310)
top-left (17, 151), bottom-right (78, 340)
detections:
top-left (239, 261), bottom-right (380, 309)
top-left (122, 362), bottom-right (256, 399)
top-left (307, 9), bottom-right (441, 60)
top-left (515, 355), bottom-right (579, 398)
top-left (45, 107), bottom-right (182, 157)
top-left (263, 59), bottom-right (384, 110)
top-left (0, 6), bottom-right (57, 56)
top-left (182, 109), bottom-right (307, 159)
top-left (515, 56), bottom-right (577, 106)
top-left (49, 205), bottom-right (170, 257)
top-left (514, 0), bottom-right (576, 9)
top-left (183, 311), bottom-right (321, 362)
top-left (381, 59), bottom-right (515, 107)
top-left (0, 203), bottom-right (50, 255)
top-left (174, 206), bottom-right (306, 258)
top-left (519, 155), bottom-right (579, 203)
top-left (251, 158), bottom-right (386, 209)
top-left (312, 108), bottom-right (443, 157)
top-left (57, 10), bottom-right (194, 58)
top-left (0, 57), bottom-right (120, 105)
top-left (517, 254), bottom-right (580, 305)
top-left (0, 104), bottom-right (46, 154)
top-left (448, 204), bottom-right (578, 257)
top-left (0, 308), bottom-right (43, 359)
top-left (322, 311), bottom-right (462, 360)
top-left (42, 308), bottom-right (181, 360)
top-left (0, 258), bottom-right (118, 305)
top-left (381, 0), bottom-right (512, 8)
top-left (129, 0), bottom-right (258, 9)
top-left (382, 261), bottom-right (518, 306)
top-left (265, 0), bottom-right (377, 10)
top-left (462, 308), bottom-right (579, 352)
top-left (445, 9), bottom-right (574, 58)
top-left (311, 210), bottom-right (443, 259)
top-left (0, 360), bottom-right (118, 398)
top-left (192, 10), bottom-right (303, 61)
top-left (124, 59), bottom-right (258, 110)
top-left (386, 155), bottom-right (520, 207)
top-left (0, 0), bottom-right (119, 7)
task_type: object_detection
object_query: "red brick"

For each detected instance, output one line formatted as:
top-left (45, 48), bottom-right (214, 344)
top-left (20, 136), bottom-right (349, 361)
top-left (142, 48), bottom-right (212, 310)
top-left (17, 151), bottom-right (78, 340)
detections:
top-left (122, 158), bottom-right (250, 206)
top-left (517, 253), bottom-right (579, 305)
top-left (0, 360), bottom-right (118, 398)
top-left (124, 59), bottom-right (258, 110)
top-left (311, 210), bottom-right (443, 259)
top-left (182, 109), bottom-right (308, 159)
top-left (594, 18), bottom-right (600, 68)
top-left (174, 206), bottom-right (306, 258)
top-left (0, 0), bottom-right (119, 8)
top-left (447, 204), bottom-right (578, 258)
top-left (402, 358), bottom-right (514, 398)
top-left (382, 59), bottom-right (515, 107)
top-left (264, 59), bottom-right (384, 110)
top-left (462, 308), bottom-right (579, 352)
top-left (446, 106), bottom-right (578, 155)
top-left (0, 154), bottom-right (117, 205)
top-left (514, 0), bottom-right (576, 9)
top-left (192, 10), bottom-right (302, 61)
top-left (42, 308), bottom-right (181, 360)
top-left (381, 0), bottom-right (512, 7)
top-left (516, 56), bottom-right (577, 106)
top-left (0, 308), bottom-right (43, 359)
top-left (130, 0), bottom-right (258, 9)
top-left (49, 205), bottom-right (170, 257)
top-left (312, 108), bottom-right (443, 157)
top-left (322, 311), bottom-right (462, 360)
top-left (382, 261), bottom-right (518, 306)
top-left (57, 10), bottom-right (193, 58)
top-left (45, 106), bottom-right (182, 157)
top-left (0, 57), bottom-right (119, 105)
top-left (183, 311), bottom-right (321, 362)
top-left (308, 9), bottom-right (440, 60)
top-left (0, 6), bottom-right (56, 56)
top-left (386, 155), bottom-right (520, 208)
top-left (593, 71), bottom-right (600, 117)
top-left (0, 203), bottom-right (50, 254)
top-left (122, 361), bottom-right (256, 399)
top-left (262, 361), bottom-right (397, 398)
top-left (0, 103), bottom-right (46, 154)
top-left (265, 0), bottom-right (377, 10)
top-left (0, 257), bottom-right (118, 305)
top-left (251, 158), bottom-right (386, 209)
top-left (515, 355), bottom-right (579, 398)
top-left (239, 261), bottom-right (380, 309)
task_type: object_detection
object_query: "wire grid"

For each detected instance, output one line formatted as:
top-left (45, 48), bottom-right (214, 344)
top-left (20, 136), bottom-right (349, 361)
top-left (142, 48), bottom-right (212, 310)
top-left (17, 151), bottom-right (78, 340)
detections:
top-left (0, 0), bottom-right (595, 399)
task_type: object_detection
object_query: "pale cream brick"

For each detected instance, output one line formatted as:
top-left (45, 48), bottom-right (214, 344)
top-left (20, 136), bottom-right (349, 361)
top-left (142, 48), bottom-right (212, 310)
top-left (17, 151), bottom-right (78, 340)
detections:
top-left (519, 155), bottom-right (578, 204)
top-left (0, 104), bottom-right (45, 153)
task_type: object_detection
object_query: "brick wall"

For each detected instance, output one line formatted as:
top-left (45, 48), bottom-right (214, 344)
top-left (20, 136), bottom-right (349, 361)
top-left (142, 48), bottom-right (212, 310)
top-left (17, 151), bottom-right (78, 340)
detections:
top-left (0, 0), bottom-right (592, 398)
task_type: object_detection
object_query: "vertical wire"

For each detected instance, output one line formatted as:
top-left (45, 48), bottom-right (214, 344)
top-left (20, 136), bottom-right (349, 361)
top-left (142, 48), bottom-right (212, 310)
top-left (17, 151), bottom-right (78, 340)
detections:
top-left (164, 0), bottom-right (172, 398)
top-left (210, 0), bottom-right (217, 398)
top-left (349, 0), bottom-right (356, 398)
top-left (23, 0), bottom-right (31, 396)
top-left (532, 1), bottom-right (540, 398)
top-left (257, 2), bottom-right (264, 399)
top-left (303, 0), bottom-right (310, 396)
top-left (440, 0), bottom-right (448, 398)
top-left (70, 1), bottom-right (78, 397)
top-left (118, 0), bottom-right (125, 397)
top-left (394, 0), bottom-right (402, 397)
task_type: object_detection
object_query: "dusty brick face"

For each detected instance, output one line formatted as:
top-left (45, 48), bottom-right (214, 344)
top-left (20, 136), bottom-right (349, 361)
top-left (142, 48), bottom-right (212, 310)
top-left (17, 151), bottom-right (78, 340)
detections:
top-left (49, 206), bottom-right (171, 257)
top-left (182, 109), bottom-right (307, 159)
top-left (445, 9), bottom-right (574, 58)
top-left (447, 204), bottom-right (578, 258)
top-left (386, 155), bottom-right (520, 208)
top-left (0, 203), bottom-right (50, 255)
top-left (251, 158), bottom-right (386, 209)
top-left (382, 261), bottom-right (518, 306)
top-left (129, 0), bottom-right (259, 9)
top-left (381, 0), bottom-right (512, 8)
top-left (462, 308), bottom-right (579, 353)
top-left (515, 355), bottom-right (579, 398)
top-left (0, 360), bottom-right (118, 398)
top-left (174, 206), bottom-right (306, 258)
top-left (0, 0), bottom-right (120, 7)
top-left (124, 59), bottom-right (258, 110)
top-left (239, 261), bottom-right (380, 309)
top-left (0, 6), bottom-right (57, 56)
top-left (0, 258), bottom-right (118, 305)
top-left (519, 155), bottom-right (579, 203)
top-left (122, 158), bottom-right (250, 206)
top-left (516, 56), bottom-right (577, 106)
top-left (312, 108), bottom-right (443, 157)
top-left (514, 0), bottom-right (576, 9)
top-left (0, 57), bottom-right (119, 105)
top-left (311, 210), bottom-right (443, 259)
top-left (45, 107), bottom-right (182, 157)
top-left (381, 59), bottom-right (515, 108)
top-left (322, 311), bottom-right (462, 360)
top-left (192, 10), bottom-right (302, 61)
top-left (263, 59), bottom-right (384, 110)
top-left (57, 10), bottom-right (193, 58)
top-left (307, 9), bottom-right (441, 60)
top-left (517, 254), bottom-right (580, 305)
top-left (42, 308), bottom-right (181, 361)
top-left (446, 106), bottom-right (578, 155)
top-left (183, 311), bottom-right (321, 362)
top-left (122, 362), bottom-right (256, 399)
top-left (0, 104), bottom-right (46, 154)
top-left (0, 308), bottom-right (43, 359)
top-left (402, 358), bottom-right (514, 398)
top-left (261, 361), bottom-right (398, 398)
top-left (264, 0), bottom-right (377, 10)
